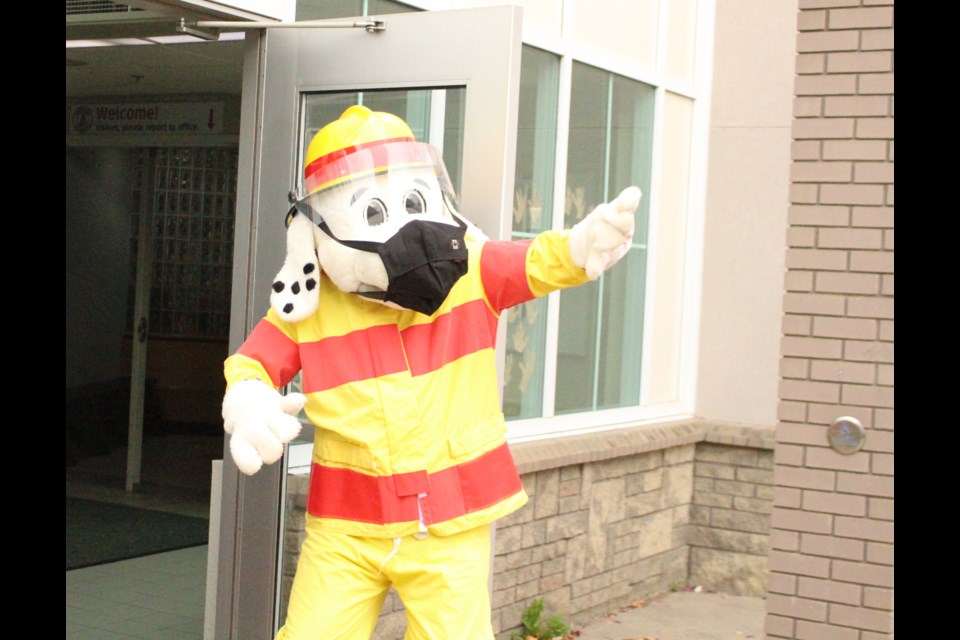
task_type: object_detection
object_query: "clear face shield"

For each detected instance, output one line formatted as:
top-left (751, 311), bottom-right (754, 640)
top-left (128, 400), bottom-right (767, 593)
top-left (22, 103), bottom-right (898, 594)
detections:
top-left (289, 140), bottom-right (469, 316)
top-left (292, 141), bottom-right (462, 244)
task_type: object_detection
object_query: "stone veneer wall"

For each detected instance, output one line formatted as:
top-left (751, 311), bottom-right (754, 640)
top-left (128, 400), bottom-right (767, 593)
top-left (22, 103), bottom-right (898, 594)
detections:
top-left (689, 440), bottom-right (774, 597)
top-left (279, 420), bottom-right (775, 639)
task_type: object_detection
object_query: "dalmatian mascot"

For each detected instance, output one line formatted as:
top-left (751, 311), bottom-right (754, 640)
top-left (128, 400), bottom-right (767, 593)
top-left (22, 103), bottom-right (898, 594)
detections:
top-left (222, 105), bottom-right (640, 640)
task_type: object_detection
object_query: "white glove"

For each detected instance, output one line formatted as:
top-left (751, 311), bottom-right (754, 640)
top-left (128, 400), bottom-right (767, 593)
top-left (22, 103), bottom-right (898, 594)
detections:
top-left (568, 186), bottom-right (642, 280)
top-left (222, 379), bottom-right (306, 475)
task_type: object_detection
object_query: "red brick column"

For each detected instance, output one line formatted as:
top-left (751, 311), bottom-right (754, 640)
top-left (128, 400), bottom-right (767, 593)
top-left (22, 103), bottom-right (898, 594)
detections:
top-left (767, 1), bottom-right (893, 638)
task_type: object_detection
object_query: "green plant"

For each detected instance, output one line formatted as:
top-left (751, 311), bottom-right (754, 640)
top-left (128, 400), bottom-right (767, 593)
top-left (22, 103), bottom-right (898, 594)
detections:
top-left (510, 597), bottom-right (571, 640)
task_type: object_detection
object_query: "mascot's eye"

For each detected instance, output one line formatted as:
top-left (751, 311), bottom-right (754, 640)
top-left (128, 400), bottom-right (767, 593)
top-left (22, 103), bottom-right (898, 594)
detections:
top-left (364, 199), bottom-right (387, 226)
top-left (404, 190), bottom-right (426, 215)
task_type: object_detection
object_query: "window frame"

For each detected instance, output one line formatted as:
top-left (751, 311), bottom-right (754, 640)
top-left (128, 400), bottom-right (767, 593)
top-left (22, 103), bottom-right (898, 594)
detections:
top-left (502, 30), bottom-right (712, 444)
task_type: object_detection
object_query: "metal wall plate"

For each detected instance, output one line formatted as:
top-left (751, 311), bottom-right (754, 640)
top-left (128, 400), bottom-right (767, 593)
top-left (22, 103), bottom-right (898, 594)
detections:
top-left (828, 416), bottom-right (866, 455)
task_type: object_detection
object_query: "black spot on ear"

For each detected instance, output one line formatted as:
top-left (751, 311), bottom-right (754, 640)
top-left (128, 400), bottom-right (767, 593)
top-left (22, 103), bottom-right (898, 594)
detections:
top-left (272, 281), bottom-right (285, 293)
top-left (303, 263), bottom-right (316, 275)
top-left (283, 303), bottom-right (294, 314)
top-left (306, 279), bottom-right (317, 291)
top-left (292, 282), bottom-right (301, 295)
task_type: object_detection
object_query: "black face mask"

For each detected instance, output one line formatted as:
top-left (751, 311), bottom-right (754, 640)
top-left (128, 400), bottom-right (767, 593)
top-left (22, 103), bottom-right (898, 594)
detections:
top-left (293, 201), bottom-right (469, 315)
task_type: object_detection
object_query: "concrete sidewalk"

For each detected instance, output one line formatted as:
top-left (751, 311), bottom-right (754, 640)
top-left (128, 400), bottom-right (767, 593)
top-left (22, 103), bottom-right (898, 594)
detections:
top-left (571, 591), bottom-right (766, 640)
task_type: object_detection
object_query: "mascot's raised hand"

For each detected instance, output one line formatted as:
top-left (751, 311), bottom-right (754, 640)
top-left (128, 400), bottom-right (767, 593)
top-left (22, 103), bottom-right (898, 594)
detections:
top-left (222, 379), bottom-right (306, 475)
top-left (568, 186), bottom-right (641, 279)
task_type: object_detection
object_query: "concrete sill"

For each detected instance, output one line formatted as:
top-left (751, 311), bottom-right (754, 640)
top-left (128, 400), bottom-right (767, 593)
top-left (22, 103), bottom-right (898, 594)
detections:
top-left (509, 419), bottom-right (775, 475)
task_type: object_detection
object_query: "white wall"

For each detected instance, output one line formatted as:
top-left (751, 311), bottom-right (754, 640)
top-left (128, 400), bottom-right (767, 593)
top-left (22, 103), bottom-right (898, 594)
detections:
top-left (694, 0), bottom-right (798, 425)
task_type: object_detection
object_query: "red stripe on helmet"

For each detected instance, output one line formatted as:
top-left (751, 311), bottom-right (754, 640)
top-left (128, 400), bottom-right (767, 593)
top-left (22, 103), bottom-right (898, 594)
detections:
top-left (303, 136), bottom-right (416, 191)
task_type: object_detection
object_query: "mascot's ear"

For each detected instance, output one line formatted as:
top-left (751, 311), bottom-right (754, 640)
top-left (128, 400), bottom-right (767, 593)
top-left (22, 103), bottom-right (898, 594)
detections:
top-left (270, 209), bottom-right (320, 323)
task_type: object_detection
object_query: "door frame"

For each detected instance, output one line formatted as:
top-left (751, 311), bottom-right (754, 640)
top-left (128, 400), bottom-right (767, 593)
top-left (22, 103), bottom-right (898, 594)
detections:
top-left (216, 7), bottom-right (523, 638)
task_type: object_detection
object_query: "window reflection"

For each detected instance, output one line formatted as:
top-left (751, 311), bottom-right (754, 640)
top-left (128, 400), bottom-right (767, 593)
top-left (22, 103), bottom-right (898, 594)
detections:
top-left (555, 62), bottom-right (654, 414)
top-left (503, 46), bottom-right (560, 419)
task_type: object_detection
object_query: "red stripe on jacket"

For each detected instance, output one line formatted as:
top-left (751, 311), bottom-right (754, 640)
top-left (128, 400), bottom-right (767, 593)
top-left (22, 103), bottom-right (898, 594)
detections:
top-left (307, 442), bottom-right (523, 525)
top-left (239, 240), bottom-right (534, 393)
top-left (480, 240), bottom-right (535, 312)
top-left (299, 300), bottom-right (499, 392)
top-left (300, 324), bottom-right (408, 393)
top-left (399, 299), bottom-right (499, 377)
top-left (236, 319), bottom-right (302, 387)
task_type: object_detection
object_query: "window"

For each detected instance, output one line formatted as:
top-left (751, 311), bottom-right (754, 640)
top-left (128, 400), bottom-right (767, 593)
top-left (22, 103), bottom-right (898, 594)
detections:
top-left (505, 52), bottom-right (656, 428)
top-left (127, 147), bottom-right (237, 339)
top-left (296, 0), bottom-right (416, 20)
top-left (556, 63), bottom-right (654, 414)
top-left (503, 45), bottom-right (559, 419)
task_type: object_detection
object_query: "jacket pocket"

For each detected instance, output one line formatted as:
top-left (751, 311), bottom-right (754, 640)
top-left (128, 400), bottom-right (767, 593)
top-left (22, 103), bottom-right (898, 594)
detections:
top-left (447, 413), bottom-right (507, 461)
top-left (316, 432), bottom-right (375, 473)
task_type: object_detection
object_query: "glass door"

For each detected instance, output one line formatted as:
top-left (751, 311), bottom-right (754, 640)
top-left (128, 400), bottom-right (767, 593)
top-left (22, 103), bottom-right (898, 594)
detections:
top-left (216, 7), bottom-right (522, 638)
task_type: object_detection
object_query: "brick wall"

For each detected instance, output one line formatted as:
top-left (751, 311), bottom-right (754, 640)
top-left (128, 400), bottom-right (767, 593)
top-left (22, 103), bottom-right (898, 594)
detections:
top-left (279, 421), bottom-right (776, 639)
top-left (767, 0), bottom-right (894, 638)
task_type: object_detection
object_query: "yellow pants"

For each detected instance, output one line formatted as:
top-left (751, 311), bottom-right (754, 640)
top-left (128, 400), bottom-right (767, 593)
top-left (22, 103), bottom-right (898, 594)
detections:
top-left (275, 518), bottom-right (495, 640)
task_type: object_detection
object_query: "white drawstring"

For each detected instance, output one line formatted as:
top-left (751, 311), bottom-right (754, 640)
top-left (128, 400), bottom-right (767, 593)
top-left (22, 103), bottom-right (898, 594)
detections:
top-left (378, 537), bottom-right (402, 575)
top-left (414, 492), bottom-right (429, 540)
top-left (378, 491), bottom-right (433, 574)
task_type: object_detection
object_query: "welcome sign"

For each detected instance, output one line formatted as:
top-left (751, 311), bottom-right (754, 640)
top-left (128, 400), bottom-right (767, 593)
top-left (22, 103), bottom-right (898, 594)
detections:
top-left (68, 102), bottom-right (225, 136)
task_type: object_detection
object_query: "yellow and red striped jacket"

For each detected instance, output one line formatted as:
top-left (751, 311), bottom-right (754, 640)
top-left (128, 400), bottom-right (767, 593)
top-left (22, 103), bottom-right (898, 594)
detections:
top-left (224, 229), bottom-right (588, 538)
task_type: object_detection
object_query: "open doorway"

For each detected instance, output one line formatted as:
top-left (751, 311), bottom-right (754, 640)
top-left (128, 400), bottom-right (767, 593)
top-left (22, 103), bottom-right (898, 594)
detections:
top-left (65, 23), bottom-right (245, 526)
top-left (65, 14), bottom-right (251, 635)
top-left (65, 144), bottom-right (235, 519)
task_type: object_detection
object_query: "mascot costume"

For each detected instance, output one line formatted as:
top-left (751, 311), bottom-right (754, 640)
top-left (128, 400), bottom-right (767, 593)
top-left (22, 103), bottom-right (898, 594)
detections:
top-left (222, 105), bottom-right (641, 640)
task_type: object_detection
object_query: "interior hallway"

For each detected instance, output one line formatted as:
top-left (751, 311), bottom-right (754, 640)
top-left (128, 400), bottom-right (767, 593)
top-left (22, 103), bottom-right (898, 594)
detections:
top-left (67, 544), bottom-right (209, 640)
top-left (66, 433), bottom-right (222, 640)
